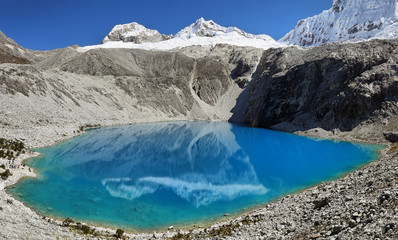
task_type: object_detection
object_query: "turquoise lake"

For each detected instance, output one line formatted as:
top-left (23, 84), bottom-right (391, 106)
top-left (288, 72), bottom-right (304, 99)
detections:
top-left (9, 122), bottom-right (382, 231)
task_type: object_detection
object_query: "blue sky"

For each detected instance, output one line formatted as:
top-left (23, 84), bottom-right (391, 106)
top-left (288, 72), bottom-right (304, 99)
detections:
top-left (0, 0), bottom-right (331, 50)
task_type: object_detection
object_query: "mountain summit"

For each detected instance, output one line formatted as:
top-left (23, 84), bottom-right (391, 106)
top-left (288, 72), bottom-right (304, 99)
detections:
top-left (175, 18), bottom-right (274, 41)
top-left (102, 22), bottom-right (172, 44)
top-left (281, 0), bottom-right (398, 46)
top-left (82, 18), bottom-right (282, 51)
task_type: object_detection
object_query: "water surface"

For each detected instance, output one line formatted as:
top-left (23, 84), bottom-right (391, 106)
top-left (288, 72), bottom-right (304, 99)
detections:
top-left (9, 122), bottom-right (381, 230)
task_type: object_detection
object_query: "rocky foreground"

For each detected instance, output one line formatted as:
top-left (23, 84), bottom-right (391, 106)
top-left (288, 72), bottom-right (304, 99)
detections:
top-left (1, 30), bottom-right (398, 239)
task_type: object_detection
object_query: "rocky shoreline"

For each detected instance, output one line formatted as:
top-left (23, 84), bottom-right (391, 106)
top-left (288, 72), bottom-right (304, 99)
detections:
top-left (0, 123), bottom-right (396, 240)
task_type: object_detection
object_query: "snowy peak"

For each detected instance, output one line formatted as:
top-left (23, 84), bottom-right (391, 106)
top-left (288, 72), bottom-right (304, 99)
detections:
top-left (102, 18), bottom-right (276, 44)
top-left (81, 17), bottom-right (283, 51)
top-left (175, 18), bottom-right (235, 38)
top-left (103, 22), bottom-right (172, 44)
top-left (175, 18), bottom-right (273, 41)
top-left (281, 0), bottom-right (398, 46)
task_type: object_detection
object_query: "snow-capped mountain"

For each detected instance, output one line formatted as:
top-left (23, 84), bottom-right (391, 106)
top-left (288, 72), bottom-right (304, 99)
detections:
top-left (175, 17), bottom-right (274, 41)
top-left (281, 0), bottom-right (398, 46)
top-left (80, 18), bottom-right (283, 51)
top-left (102, 22), bottom-right (172, 44)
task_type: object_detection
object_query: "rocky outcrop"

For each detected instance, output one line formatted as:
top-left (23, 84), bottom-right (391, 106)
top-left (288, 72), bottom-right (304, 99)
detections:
top-left (102, 22), bottom-right (172, 44)
top-left (384, 132), bottom-right (398, 142)
top-left (0, 48), bottom-right (30, 64)
top-left (0, 31), bottom-right (32, 63)
top-left (244, 40), bottom-right (398, 134)
top-left (0, 31), bottom-right (53, 63)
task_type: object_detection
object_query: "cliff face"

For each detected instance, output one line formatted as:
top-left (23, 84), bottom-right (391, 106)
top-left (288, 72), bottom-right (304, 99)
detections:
top-left (244, 40), bottom-right (398, 133)
top-left (281, 0), bottom-right (398, 46)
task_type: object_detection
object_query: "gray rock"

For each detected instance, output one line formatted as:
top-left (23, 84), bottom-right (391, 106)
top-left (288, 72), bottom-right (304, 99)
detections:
top-left (383, 132), bottom-right (398, 142)
top-left (383, 223), bottom-right (395, 234)
top-left (244, 40), bottom-right (398, 137)
top-left (102, 22), bottom-right (172, 44)
top-left (348, 219), bottom-right (357, 228)
top-left (313, 197), bottom-right (330, 210)
top-left (331, 225), bottom-right (343, 235)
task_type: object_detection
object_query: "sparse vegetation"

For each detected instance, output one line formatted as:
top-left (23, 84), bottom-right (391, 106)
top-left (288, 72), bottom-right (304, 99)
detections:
top-left (115, 228), bottom-right (124, 239)
top-left (80, 225), bottom-right (91, 234)
top-left (0, 138), bottom-right (26, 160)
top-left (62, 219), bottom-right (97, 236)
top-left (1, 169), bottom-right (12, 180)
top-left (169, 232), bottom-right (192, 240)
top-left (62, 218), bottom-right (74, 227)
top-left (168, 214), bottom-right (265, 240)
top-left (78, 124), bottom-right (101, 132)
top-left (6, 199), bottom-right (13, 204)
top-left (0, 164), bottom-right (5, 169)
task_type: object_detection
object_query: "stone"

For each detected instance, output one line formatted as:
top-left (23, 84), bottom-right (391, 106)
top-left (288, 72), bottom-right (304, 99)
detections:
top-left (313, 197), bottom-right (330, 210)
top-left (276, 223), bottom-right (283, 231)
top-left (378, 192), bottom-right (391, 205)
top-left (331, 225), bottom-right (343, 235)
top-left (383, 223), bottom-right (395, 233)
top-left (383, 132), bottom-right (398, 142)
top-left (348, 219), bottom-right (357, 228)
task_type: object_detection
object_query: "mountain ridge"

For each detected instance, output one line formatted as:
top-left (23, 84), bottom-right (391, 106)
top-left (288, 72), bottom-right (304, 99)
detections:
top-left (81, 18), bottom-right (282, 51)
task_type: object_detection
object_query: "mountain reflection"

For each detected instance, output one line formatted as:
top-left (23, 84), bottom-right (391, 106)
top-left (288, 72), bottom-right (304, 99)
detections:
top-left (45, 122), bottom-right (267, 207)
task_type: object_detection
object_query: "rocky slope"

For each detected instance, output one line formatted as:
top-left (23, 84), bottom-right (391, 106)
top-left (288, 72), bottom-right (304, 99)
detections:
top-left (244, 39), bottom-right (398, 141)
top-left (281, 0), bottom-right (398, 46)
top-left (0, 31), bottom-right (32, 61)
top-left (0, 31), bottom-right (248, 147)
top-left (0, 31), bottom-right (58, 63)
top-left (177, 44), bottom-right (264, 88)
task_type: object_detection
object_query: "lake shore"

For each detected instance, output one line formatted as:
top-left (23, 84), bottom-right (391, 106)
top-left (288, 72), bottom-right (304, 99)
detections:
top-left (0, 122), bottom-right (397, 240)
